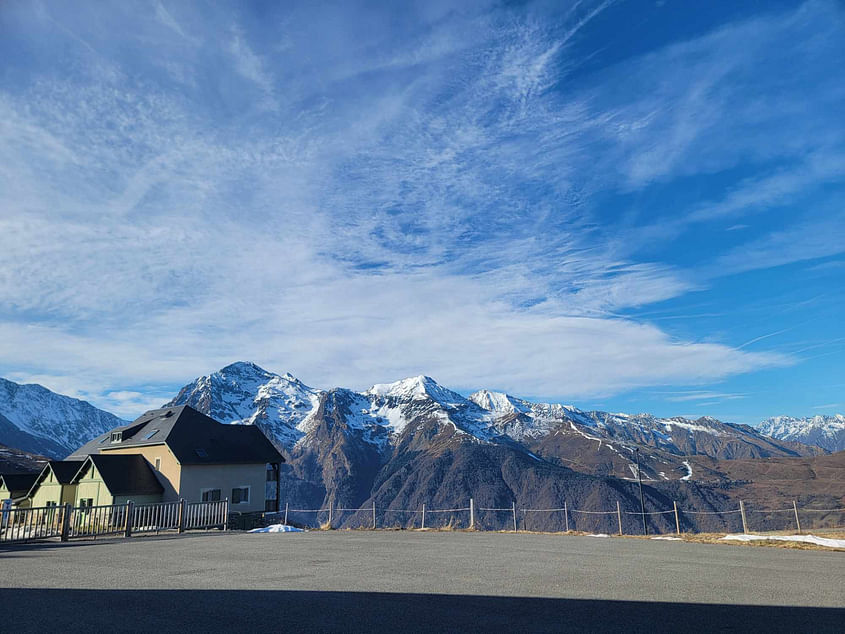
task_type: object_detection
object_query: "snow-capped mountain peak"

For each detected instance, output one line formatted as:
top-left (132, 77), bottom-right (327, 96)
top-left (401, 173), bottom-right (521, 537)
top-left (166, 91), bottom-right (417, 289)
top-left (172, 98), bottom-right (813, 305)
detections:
top-left (367, 375), bottom-right (467, 408)
top-left (0, 377), bottom-right (126, 458)
top-left (165, 362), bottom-right (323, 448)
top-left (469, 390), bottom-right (531, 415)
top-left (758, 414), bottom-right (845, 452)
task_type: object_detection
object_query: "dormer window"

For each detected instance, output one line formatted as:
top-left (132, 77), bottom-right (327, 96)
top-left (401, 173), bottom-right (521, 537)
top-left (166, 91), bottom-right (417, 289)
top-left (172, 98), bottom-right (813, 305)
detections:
top-left (110, 432), bottom-right (122, 443)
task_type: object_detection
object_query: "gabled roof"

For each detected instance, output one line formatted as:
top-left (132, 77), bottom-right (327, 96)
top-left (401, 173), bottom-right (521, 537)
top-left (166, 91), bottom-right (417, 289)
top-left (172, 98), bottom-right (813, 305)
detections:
top-left (25, 460), bottom-right (85, 498)
top-left (47, 460), bottom-right (85, 484)
top-left (0, 472), bottom-right (39, 498)
top-left (74, 454), bottom-right (163, 497)
top-left (69, 405), bottom-right (284, 466)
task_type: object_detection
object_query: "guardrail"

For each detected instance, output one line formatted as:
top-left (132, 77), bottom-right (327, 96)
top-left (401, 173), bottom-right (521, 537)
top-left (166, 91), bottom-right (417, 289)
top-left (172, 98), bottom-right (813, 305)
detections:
top-left (0, 499), bottom-right (229, 544)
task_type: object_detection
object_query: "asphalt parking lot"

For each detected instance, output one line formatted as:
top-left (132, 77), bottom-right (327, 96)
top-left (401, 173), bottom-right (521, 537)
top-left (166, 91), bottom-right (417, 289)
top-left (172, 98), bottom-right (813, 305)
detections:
top-left (2, 531), bottom-right (843, 632)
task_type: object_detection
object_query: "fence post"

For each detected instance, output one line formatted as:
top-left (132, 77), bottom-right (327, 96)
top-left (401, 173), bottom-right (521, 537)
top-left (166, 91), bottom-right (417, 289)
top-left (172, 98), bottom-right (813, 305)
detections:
top-left (512, 502), bottom-right (517, 532)
top-left (421, 504), bottom-right (426, 530)
top-left (616, 501), bottom-right (623, 535)
top-left (372, 501), bottom-right (376, 530)
top-left (793, 500), bottom-right (801, 534)
top-left (60, 503), bottom-right (72, 542)
top-left (739, 500), bottom-right (748, 534)
top-left (328, 503), bottom-right (333, 529)
top-left (125, 501), bottom-right (134, 538)
top-left (178, 498), bottom-right (186, 534)
top-left (284, 502), bottom-right (289, 526)
top-left (223, 499), bottom-right (229, 531)
top-left (469, 498), bottom-right (475, 530)
top-left (673, 501), bottom-right (680, 535)
top-left (564, 501), bottom-right (570, 532)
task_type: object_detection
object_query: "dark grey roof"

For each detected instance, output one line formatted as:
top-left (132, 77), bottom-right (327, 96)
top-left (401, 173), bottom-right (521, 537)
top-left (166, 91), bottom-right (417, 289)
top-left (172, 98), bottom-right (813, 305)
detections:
top-left (76, 454), bottom-right (164, 497)
top-left (0, 472), bottom-right (39, 497)
top-left (69, 405), bottom-right (284, 466)
top-left (49, 460), bottom-right (85, 484)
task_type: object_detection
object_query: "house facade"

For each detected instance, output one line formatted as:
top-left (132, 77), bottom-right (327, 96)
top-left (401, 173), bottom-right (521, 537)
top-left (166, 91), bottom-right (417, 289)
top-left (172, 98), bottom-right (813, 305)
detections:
top-left (0, 473), bottom-right (39, 509)
top-left (68, 405), bottom-right (284, 513)
top-left (27, 461), bottom-right (83, 508)
top-left (73, 454), bottom-right (163, 507)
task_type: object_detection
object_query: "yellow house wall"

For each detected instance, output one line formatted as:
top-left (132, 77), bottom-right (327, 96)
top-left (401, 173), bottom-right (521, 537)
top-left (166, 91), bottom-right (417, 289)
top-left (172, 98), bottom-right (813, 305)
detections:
top-left (30, 470), bottom-right (77, 507)
top-left (179, 464), bottom-right (267, 512)
top-left (101, 444), bottom-right (181, 502)
top-left (0, 484), bottom-right (9, 503)
top-left (75, 464), bottom-right (111, 506)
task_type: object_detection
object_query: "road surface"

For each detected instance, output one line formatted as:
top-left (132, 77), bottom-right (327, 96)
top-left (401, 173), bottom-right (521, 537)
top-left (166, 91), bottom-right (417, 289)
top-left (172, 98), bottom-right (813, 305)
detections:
top-left (1, 531), bottom-right (843, 632)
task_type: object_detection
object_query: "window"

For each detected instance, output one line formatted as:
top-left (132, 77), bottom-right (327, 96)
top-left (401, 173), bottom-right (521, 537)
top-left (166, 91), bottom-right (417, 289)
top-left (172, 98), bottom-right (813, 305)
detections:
top-left (154, 457), bottom-right (161, 471)
top-left (201, 489), bottom-right (221, 502)
top-left (143, 429), bottom-right (159, 440)
top-left (110, 432), bottom-right (122, 443)
top-left (231, 487), bottom-right (250, 504)
top-left (266, 464), bottom-right (278, 482)
top-left (79, 498), bottom-right (93, 509)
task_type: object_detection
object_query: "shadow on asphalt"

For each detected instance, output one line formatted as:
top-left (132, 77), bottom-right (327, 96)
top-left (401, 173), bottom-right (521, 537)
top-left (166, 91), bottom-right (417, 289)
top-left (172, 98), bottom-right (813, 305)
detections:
top-left (0, 588), bottom-right (842, 633)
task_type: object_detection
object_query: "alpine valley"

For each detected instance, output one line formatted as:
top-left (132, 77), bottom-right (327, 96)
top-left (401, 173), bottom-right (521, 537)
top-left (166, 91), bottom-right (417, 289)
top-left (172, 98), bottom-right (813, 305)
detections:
top-left (2, 362), bottom-right (843, 533)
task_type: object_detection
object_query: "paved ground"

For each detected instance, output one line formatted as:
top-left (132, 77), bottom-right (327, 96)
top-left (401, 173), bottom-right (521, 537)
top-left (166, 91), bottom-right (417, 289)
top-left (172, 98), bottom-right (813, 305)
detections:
top-left (2, 531), bottom-right (843, 632)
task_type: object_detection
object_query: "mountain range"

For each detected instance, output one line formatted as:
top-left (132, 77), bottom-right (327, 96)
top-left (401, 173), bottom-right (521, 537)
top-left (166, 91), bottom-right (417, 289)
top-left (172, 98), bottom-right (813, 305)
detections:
top-left (1, 363), bottom-right (842, 533)
top-left (757, 414), bottom-right (845, 453)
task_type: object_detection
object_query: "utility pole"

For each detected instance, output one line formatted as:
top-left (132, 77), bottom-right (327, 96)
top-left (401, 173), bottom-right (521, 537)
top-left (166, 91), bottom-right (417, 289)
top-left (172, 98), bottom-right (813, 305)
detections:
top-left (635, 448), bottom-right (647, 535)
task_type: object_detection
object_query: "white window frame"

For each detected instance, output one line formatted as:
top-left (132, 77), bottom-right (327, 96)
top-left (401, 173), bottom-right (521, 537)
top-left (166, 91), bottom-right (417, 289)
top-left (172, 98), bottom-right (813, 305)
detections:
top-left (231, 486), bottom-right (250, 505)
top-left (200, 488), bottom-right (222, 503)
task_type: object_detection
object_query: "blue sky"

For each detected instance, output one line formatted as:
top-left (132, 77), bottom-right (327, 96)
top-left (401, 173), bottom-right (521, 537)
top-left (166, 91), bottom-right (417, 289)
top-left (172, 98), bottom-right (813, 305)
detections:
top-left (0, 0), bottom-right (843, 422)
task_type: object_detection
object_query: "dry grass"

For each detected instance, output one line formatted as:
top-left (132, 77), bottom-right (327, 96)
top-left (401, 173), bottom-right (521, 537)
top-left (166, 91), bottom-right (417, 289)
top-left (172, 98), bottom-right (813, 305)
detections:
top-left (620, 529), bottom-right (845, 552)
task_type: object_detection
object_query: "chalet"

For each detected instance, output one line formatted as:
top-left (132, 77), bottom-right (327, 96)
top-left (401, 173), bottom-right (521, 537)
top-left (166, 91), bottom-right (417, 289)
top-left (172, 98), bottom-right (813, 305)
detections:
top-left (0, 472), bottom-right (39, 509)
top-left (26, 461), bottom-right (84, 508)
top-left (68, 405), bottom-right (284, 513)
top-left (72, 454), bottom-right (164, 507)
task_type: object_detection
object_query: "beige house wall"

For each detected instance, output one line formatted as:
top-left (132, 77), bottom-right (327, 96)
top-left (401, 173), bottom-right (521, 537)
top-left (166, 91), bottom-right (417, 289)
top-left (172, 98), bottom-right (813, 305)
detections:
top-left (102, 444), bottom-right (181, 502)
top-left (0, 484), bottom-right (9, 503)
top-left (179, 463), bottom-right (267, 512)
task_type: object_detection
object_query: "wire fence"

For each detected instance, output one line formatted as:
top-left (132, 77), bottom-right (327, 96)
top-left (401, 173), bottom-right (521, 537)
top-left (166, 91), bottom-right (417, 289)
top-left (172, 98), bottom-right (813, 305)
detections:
top-left (274, 498), bottom-right (845, 536)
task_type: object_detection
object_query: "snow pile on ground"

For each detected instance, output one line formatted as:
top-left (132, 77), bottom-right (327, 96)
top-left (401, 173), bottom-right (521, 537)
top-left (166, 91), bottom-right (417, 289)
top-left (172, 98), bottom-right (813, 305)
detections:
top-left (651, 536), bottom-right (682, 541)
top-left (249, 524), bottom-right (305, 533)
top-left (587, 533), bottom-right (610, 538)
top-left (721, 534), bottom-right (845, 548)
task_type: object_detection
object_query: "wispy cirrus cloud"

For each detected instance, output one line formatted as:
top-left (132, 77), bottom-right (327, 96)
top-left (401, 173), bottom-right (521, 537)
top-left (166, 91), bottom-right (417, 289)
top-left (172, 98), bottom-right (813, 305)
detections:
top-left (0, 0), bottom-right (842, 418)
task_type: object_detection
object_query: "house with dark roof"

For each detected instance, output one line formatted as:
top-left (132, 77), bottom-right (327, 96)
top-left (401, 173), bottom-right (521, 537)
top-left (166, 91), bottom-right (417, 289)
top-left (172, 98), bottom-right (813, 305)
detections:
top-left (72, 454), bottom-right (164, 507)
top-left (0, 472), bottom-right (40, 508)
top-left (69, 405), bottom-right (284, 513)
top-left (26, 461), bottom-right (84, 508)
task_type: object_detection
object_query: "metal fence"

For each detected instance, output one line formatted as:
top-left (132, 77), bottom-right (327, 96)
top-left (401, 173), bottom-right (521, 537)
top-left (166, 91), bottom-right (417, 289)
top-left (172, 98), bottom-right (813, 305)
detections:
top-left (0, 498), bottom-right (229, 544)
top-left (277, 498), bottom-right (845, 535)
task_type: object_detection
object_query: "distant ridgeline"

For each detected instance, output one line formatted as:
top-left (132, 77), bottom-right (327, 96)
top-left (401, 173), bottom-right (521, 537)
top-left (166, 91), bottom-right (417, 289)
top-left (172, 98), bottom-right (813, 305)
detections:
top-left (2, 363), bottom-right (843, 533)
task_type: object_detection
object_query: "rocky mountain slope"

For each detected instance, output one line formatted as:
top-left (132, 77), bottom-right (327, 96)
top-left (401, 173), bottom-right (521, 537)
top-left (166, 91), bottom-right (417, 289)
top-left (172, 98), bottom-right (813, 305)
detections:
top-left (0, 443), bottom-right (48, 474)
top-left (758, 414), bottom-right (845, 453)
top-left (0, 378), bottom-right (126, 459)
